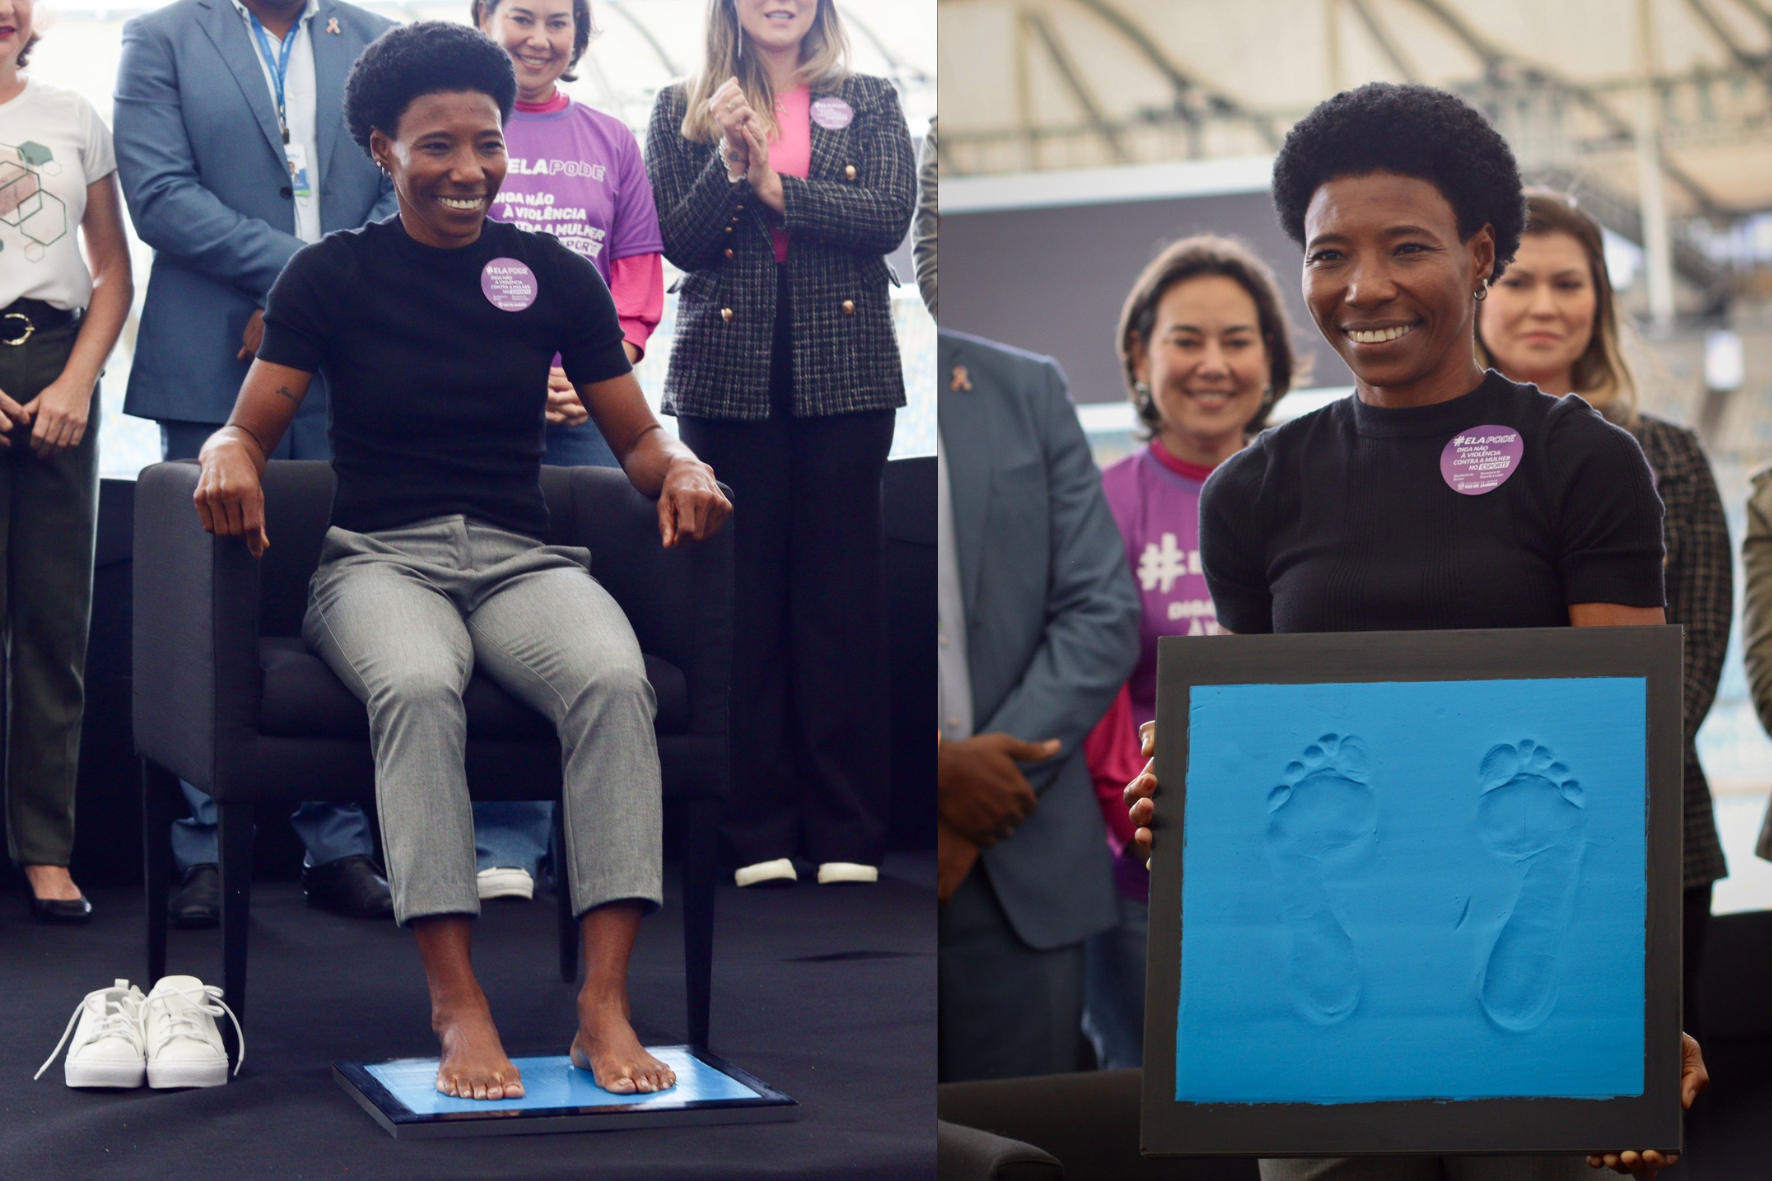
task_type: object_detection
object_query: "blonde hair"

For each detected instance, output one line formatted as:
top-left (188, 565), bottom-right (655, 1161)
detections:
top-left (1475, 188), bottom-right (1639, 429)
top-left (680, 0), bottom-right (850, 144)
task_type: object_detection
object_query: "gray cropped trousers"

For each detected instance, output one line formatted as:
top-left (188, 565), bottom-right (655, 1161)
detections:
top-left (303, 515), bottom-right (663, 925)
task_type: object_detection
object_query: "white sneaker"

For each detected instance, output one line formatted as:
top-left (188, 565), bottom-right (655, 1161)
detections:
top-left (142, 976), bottom-right (243, 1088)
top-left (817, 862), bottom-right (879, 885)
top-left (36, 979), bottom-right (146, 1088)
top-left (734, 858), bottom-right (797, 887)
top-left (477, 866), bottom-right (535, 901)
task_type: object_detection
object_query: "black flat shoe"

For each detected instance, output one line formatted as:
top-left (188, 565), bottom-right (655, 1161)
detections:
top-left (170, 863), bottom-right (221, 929)
top-left (302, 854), bottom-right (393, 919)
top-left (27, 890), bottom-right (93, 924)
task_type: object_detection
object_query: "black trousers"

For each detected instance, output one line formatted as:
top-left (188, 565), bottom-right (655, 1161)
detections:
top-left (678, 271), bottom-right (895, 866)
top-left (1684, 883), bottom-right (1711, 1043)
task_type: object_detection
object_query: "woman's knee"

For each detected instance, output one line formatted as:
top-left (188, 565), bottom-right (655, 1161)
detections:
top-left (369, 667), bottom-right (466, 719)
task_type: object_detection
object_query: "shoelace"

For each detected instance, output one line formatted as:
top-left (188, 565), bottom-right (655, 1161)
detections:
top-left (144, 982), bottom-right (246, 1077)
top-left (34, 984), bottom-right (143, 1080)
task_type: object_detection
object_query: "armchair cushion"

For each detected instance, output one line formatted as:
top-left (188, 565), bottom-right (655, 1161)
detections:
top-left (257, 639), bottom-right (690, 740)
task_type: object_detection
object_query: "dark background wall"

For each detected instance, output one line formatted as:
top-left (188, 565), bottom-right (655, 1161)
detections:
top-left (941, 191), bottom-right (1353, 405)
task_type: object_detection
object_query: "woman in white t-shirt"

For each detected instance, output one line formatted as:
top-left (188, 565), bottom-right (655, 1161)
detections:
top-left (0, 0), bottom-right (134, 923)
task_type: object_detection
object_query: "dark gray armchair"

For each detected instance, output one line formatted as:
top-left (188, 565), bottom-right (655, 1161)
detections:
top-left (132, 460), bottom-right (733, 1047)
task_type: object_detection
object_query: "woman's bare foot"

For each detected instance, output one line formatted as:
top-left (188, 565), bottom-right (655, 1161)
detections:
top-left (23, 864), bottom-right (82, 902)
top-left (569, 995), bottom-right (676, 1094)
top-left (434, 997), bottom-right (524, 1100)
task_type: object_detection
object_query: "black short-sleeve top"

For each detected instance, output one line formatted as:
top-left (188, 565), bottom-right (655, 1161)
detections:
top-left (1200, 371), bottom-right (1666, 634)
top-left (257, 217), bottom-right (632, 538)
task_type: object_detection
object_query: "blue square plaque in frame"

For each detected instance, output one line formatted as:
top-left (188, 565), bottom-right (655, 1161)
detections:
top-left (334, 1046), bottom-right (799, 1139)
top-left (1140, 626), bottom-right (1683, 1157)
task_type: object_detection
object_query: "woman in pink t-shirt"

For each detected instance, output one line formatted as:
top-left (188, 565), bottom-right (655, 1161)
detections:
top-left (1082, 236), bottom-right (1302, 1069)
top-left (471, 0), bottom-right (668, 900)
top-left (647, 0), bottom-right (915, 889)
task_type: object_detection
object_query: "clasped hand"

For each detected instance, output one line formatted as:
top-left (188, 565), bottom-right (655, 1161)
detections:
top-left (1122, 723), bottom-right (1709, 1178)
top-left (706, 77), bottom-right (784, 212)
top-left (0, 376), bottom-right (93, 459)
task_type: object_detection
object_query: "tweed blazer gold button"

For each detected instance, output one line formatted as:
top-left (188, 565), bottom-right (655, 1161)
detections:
top-left (842, 299), bottom-right (855, 315)
top-left (844, 164), bottom-right (857, 180)
top-left (721, 308), bottom-right (734, 322)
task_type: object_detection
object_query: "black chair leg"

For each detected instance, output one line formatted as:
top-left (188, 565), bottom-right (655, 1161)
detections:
top-left (141, 760), bottom-right (177, 987)
top-left (553, 804), bottom-right (578, 983)
top-left (218, 802), bottom-right (255, 1031)
top-left (681, 796), bottom-right (719, 1050)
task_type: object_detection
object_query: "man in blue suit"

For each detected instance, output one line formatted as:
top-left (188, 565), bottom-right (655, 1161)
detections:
top-left (115, 0), bottom-right (398, 925)
top-left (937, 328), bottom-right (1141, 1081)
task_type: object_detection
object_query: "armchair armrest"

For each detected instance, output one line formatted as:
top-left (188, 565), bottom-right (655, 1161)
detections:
top-left (937, 1121), bottom-right (1064, 1181)
top-left (132, 461), bottom-right (264, 793)
top-left (558, 466), bottom-right (734, 794)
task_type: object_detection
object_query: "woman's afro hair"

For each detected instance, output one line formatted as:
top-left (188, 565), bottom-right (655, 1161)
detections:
top-left (1271, 82), bottom-right (1526, 281)
top-left (345, 21), bottom-right (517, 155)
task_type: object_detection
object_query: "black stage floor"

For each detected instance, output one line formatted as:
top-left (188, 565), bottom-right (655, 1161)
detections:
top-left (0, 854), bottom-right (936, 1180)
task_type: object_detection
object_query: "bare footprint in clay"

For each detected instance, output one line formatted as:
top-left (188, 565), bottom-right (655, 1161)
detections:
top-left (1475, 740), bottom-right (1588, 1033)
top-left (1264, 734), bottom-right (1378, 1024)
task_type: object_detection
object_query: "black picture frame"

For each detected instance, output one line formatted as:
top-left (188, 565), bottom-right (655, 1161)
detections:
top-left (334, 1047), bottom-right (800, 1140)
top-left (1140, 626), bottom-right (1683, 1158)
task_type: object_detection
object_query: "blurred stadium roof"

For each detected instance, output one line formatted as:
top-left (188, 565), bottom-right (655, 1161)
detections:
top-left (939, 0), bottom-right (1772, 307)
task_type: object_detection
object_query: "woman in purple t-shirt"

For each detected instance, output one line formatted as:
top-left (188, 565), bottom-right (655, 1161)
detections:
top-left (472, 0), bottom-right (667, 899)
top-left (1081, 236), bottom-right (1301, 1070)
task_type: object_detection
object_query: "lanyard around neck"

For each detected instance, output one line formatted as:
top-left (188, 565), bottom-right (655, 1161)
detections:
top-left (246, 10), bottom-right (298, 143)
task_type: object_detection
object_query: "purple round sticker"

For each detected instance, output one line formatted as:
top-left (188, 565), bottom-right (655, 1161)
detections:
top-left (810, 96), bottom-right (854, 131)
top-left (1440, 425), bottom-right (1523, 496)
top-left (481, 257), bottom-right (537, 312)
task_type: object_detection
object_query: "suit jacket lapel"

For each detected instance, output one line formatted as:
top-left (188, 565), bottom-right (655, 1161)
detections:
top-left (197, 0), bottom-right (287, 165)
top-left (805, 79), bottom-right (846, 181)
top-left (937, 337), bottom-right (992, 619)
top-left (310, 1), bottom-right (345, 198)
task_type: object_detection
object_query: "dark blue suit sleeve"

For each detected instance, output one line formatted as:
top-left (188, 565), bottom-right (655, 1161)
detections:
top-left (113, 16), bottom-right (304, 301)
top-left (975, 360), bottom-right (1140, 791)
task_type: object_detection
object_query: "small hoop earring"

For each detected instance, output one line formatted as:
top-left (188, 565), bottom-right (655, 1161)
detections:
top-left (1474, 279), bottom-right (1490, 302)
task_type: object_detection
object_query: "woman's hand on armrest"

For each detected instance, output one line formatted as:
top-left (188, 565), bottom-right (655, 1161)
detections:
top-left (656, 453), bottom-right (730, 547)
top-left (1586, 1033), bottom-right (1708, 1176)
top-left (192, 358), bottom-right (314, 557)
top-left (194, 427), bottom-right (270, 556)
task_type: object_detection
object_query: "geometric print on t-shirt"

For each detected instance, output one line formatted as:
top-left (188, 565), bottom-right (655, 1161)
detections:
top-left (0, 141), bottom-right (67, 260)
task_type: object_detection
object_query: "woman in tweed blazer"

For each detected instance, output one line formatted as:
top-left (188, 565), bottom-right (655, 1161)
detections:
top-left (1479, 189), bottom-right (1730, 1038)
top-left (647, 0), bottom-right (915, 886)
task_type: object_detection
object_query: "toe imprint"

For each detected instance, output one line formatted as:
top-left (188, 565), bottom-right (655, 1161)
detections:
top-left (1476, 740), bottom-right (1588, 1032)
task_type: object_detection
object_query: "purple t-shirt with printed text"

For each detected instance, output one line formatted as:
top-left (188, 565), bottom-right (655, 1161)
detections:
top-left (1099, 443), bottom-right (1224, 734)
top-left (494, 98), bottom-right (664, 284)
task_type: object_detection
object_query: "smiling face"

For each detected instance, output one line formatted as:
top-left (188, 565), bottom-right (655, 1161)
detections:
top-left (480, 0), bottom-right (575, 104)
top-left (1132, 274), bottom-right (1271, 466)
top-left (1477, 231), bottom-right (1596, 397)
top-left (370, 91), bottom-right (507, 249)
top-left (1302, 171), bottom-right (1495, 406)
top-left (734, 0), bottom-right (816, 56)
top-left (0, 0), bottom-right (33, 71)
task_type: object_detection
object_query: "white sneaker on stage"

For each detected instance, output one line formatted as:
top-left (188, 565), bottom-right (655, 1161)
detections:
top-left (477, 866), bottom-right (535, 901)
top-left (816, 862), bottom-right (879, 885)
top-left (734, 858), bottom-right (798, 887)
top-left (36, 979), bottom-right (147, 1088)
top-left (143, 975), bottom-right (244, 1089)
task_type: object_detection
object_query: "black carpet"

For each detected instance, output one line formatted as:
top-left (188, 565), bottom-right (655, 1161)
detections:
top-left (0, 854), bottom-right (936, 1180)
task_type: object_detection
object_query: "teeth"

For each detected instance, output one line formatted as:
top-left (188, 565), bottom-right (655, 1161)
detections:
top-left (1347, 325), bottom-right (1412, 344)
top-left (439, 196), bottom-right (482, 210)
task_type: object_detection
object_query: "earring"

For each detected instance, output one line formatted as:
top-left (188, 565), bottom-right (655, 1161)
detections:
top-left (1474, 279), bottom-right (1490, 302)
top-left (1134, 381), bottom-right (1149, 394)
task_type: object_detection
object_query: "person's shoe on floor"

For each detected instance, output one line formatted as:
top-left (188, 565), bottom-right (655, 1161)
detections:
top-left (143, 975), bottom-right (243, 1088)
top-left (816, 862), bottom-right (879, 885)
top-left (35, 980), bottom-right (147, 1088)
top-left (169, 863), bottom-right (221, 929)
top-left (302, 853), bottom-right (393, 918)
top-left (477, 866), bottom-right (535, 901)
top-left (23, 864), bottom-right (93, 924)
top-left (734, 858), bottom-right (797, 887)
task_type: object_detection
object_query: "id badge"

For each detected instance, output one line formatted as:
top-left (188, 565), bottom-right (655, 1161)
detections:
top-left (285, 142), bottom-right (312, 201)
